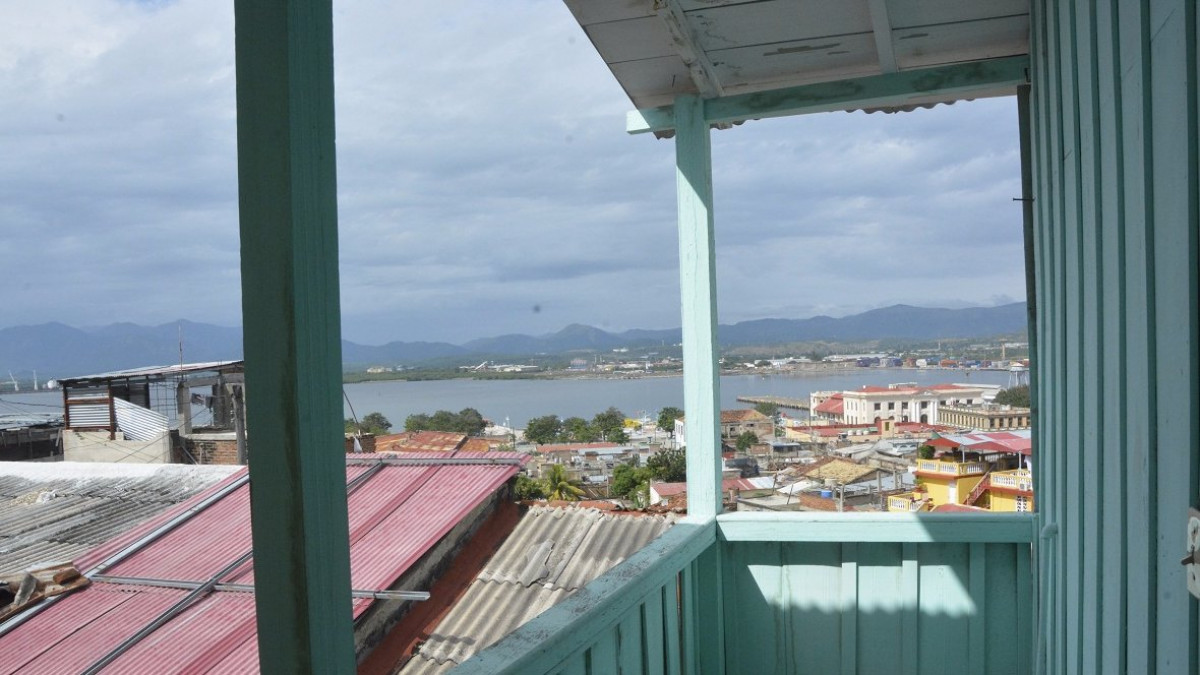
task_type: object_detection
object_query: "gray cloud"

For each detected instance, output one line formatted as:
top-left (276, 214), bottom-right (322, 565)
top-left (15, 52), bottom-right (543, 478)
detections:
top-left (2, 1), bottom-right (1027, 346)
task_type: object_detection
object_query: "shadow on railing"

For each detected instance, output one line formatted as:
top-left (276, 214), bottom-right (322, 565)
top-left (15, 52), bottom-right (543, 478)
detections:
top-left (457, 513), bottom-right (1036, 674)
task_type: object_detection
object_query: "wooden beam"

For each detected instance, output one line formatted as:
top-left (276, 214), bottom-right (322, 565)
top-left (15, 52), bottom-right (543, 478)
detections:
top-left (233, 0), bottom-right (355, 672)
top-left (657, 0), bottom-right (724, 98)
top-left (628, 55), bottom-right (1031, 134)
top-left (867, 0), bottom-right (898, 74)
top-left (674, 95), bottom-right (723, 521)
top-left (716, 512), bottom-right (1038, 543)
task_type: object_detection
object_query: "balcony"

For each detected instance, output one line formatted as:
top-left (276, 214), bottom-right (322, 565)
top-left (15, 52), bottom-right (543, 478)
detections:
top-left (456, 512), bottom-right (1035, 673)
top-left (915, 459), bottom-right (988, 476)
top-left (990, 469), bottom-right (1033, 492)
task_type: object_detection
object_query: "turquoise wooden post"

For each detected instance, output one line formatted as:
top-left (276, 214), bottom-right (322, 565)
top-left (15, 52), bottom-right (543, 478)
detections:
top-left (233, 1), bottom-right (356, 672)
top-left (674, 94), bottom-right (722, 520)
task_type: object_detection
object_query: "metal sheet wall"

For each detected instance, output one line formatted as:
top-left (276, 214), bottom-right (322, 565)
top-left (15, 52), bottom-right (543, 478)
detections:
top-left (1029, 1), bottom-right (1199, 672)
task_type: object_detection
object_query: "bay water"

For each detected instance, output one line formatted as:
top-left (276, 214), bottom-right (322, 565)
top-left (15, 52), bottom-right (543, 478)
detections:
top-left (0, 368), bottom-right (1016, 430)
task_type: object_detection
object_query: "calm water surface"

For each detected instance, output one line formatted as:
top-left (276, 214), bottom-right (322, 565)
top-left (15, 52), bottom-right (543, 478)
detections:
top-left (0, 369), bottom-right (1015, 429)
top-left (342, 369), bottom-right (1014, 428)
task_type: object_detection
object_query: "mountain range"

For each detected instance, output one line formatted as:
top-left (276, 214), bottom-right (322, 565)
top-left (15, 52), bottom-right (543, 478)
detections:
top-left (0, 303), bottom-right (1027, 378)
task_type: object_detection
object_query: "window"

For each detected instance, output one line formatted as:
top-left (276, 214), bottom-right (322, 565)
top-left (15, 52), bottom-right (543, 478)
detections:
top-left (874, 403), bottom-right (881, 411)
top-left (888, 402), bottom-right (895, 410)
top-left (902, 402), bottom-right (908, 409)
top-left (921, 401), bottom-right (929, 408)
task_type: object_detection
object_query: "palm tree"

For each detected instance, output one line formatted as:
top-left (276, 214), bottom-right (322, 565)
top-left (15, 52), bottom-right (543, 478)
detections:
top-left (543, 464), bottom-right (585, 501)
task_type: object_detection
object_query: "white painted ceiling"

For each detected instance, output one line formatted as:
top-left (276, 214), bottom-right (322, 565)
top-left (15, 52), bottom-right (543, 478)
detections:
top-left (563, 0), bottom-right (1030, 111)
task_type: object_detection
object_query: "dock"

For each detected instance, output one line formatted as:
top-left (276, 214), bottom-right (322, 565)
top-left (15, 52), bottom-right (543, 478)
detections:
top-left (737, 395), bottom-right (810, 411)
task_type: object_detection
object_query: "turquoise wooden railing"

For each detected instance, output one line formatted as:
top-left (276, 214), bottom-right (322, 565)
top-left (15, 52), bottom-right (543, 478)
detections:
top-left (455, 519), bottom-right (718, 674)
top-left (459, 513), bottom-right (1036, 675)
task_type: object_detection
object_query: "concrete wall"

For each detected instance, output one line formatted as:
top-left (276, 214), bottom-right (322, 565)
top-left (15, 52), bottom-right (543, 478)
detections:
top-left (177, 432), bottom-right (242, 465)
top-left (63, 430), bottom-right (171, 463)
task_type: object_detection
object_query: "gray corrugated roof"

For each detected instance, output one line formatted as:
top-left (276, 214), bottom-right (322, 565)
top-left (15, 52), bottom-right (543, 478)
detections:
top-left (0, 414), bottom-right (63, 431)
top-left (59, 360), bottom-right (243, 385)
top-left (0, 463), bottom-right (238, 575)
top-left (400, 506), bottom-right (674, 673)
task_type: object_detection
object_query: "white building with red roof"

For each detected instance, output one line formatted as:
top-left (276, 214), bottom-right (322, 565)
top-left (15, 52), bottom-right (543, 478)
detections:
top-left (837, 383), bottom-right (995, 425)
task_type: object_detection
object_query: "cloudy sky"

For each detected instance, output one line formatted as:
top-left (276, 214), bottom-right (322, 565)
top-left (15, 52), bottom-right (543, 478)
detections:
top-left (1, 0), bottom-right (1025, 346)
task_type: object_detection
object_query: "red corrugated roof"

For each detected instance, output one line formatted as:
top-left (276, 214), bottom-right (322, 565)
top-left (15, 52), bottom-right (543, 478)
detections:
top-left (0, 453), bottom-right (525, 672)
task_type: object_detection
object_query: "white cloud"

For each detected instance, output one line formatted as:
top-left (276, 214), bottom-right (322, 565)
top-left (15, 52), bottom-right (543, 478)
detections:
top-left (2, 0), bottom-right (1026, 345)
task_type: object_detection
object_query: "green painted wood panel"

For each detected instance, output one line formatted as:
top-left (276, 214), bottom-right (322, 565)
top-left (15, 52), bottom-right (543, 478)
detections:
top-left (673, 95), bottom-right (723, 522)
top-left (721, 539), bottom-right (1032, 674)
top-left (1030, 0), bottom-right (1200, 672)
top-left (232, 0), bottom-right (355, 672)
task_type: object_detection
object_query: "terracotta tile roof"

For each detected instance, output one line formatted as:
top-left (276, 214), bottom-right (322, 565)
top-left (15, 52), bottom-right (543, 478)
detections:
top-left (720, 409), bottom-right (770, 423)
top-left (459, 438), bottom-right (494, 452)
top-left (376, 430), bottom-right (467, 453)
top-left (813, 393), bottom-right (845, 415)
top-left (792, 493), bottom-right (854, 512)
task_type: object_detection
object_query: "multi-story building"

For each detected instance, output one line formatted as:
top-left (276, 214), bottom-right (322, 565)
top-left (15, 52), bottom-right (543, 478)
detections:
top-left (838, 383), bottom-right (995, 425)
top-left (675, 409), bottom-right (773, 446)
top-left (938, 404), bottom-right (1032, 431)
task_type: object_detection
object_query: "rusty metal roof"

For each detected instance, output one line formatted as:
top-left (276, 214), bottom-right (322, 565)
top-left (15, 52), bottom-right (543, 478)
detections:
top-left (400, 506), bottom-right (674, 673)
top-left (0, 452), bottom-right (526, 673)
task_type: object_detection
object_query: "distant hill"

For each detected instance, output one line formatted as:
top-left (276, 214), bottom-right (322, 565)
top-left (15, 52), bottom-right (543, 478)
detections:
top-left (466, 303), bottom-right (1028, 354)
top-left (0, 303), bottom-right (1026, 377)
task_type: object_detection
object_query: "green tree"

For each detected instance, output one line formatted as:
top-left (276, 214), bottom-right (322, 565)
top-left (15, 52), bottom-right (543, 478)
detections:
top-left (524, 415), bottom-right (563, 445)
top-left (918, 444), bottom-right (935, 460)
top-left (646, 447), bottom-right (687, 482)
top-left (346, 412), bottom-right (392, 435)
top-left (611, 461), bottom-right (652, 499)
top-left (404, 408), bottom-right (488, 434)
top-left (514, 474), bottom-right (548, 500)
top-left (994, 385), bottom-right (1031, 408)
top-left (561, 416), bottom-right (597, 442)
top-left (543, 464), bottom-right (584, 501)
top-left (753, 402), bottom-right (780, 418)
top-left (591, 407), bottom-right (628, 443)
top-left (735, 430), bottom-right (759, 452)
top-left (657, 406), bottom-right (684, 437)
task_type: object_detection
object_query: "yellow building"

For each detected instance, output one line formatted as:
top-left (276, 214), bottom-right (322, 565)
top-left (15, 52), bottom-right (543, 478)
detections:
top-left (911, 457), bottom-right (989, 506)
top-left (980, 468), bottom-right (1035, 512)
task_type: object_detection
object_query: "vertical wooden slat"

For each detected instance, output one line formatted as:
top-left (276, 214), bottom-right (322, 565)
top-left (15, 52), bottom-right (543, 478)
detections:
top-left (619, 609), bottom-right (644, 674)
top-left (1031, 1), bottom-right (1199, 672)
top-left (1094, 1), bottom-right (1130, 671)
top-left (680, 562), bottom-right (698, 675)
top-left (590, 628), bottom-right (619, 675)
top-left (967, 543), bottom-right (987, 674)
top-left (839, 543), bottom-right (857, 675)
top-left (1149, 2), bottom-right (1200, 672)
top-left (691, 543), bottom-right (724, 674)
top-left (673, 94), bottom-right (722, 521)
top-left (558, 656), bottom-right (587, 675)
top-left (232, 1), bottom-right (355, 673)
top-left (1017, 541), bottom-right (1034, 672)
top-left (900, 543), bottom-right (920, 675)
top-left (1074, 3), bottom-right (1104, 672)
top-left (663, 575), bottom-right (682, 675)
top-left (643, 590), bottom-right (666, 675)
